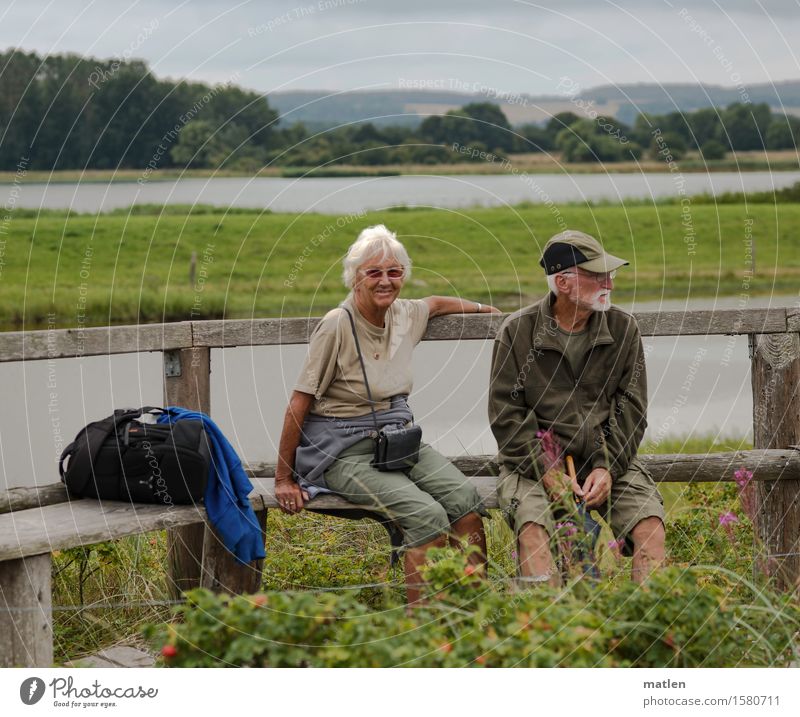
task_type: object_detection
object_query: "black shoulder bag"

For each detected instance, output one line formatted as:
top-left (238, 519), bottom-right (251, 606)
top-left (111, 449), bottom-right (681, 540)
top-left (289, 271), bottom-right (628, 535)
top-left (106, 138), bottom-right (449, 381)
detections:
top-left (342, 307), bottom-right (422, 471)
top-left (58, 407), bottom-right (210, 504)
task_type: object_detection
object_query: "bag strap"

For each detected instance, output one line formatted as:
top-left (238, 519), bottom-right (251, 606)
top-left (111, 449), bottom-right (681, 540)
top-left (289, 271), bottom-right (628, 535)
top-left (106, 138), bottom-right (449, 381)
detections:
top-left (341, 307), bottom-right (381, 436)
top-left (59, 407), bottom-right (164, 494)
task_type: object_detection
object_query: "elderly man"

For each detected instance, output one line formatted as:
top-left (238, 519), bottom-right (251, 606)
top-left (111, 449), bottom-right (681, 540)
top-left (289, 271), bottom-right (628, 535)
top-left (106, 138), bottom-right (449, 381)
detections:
top-left (489, 230), bottom-right (665, 584)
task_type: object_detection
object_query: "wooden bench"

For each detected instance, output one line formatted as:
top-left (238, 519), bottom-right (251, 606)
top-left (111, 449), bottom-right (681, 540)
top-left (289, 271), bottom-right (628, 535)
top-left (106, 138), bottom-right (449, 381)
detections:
top-left (2, 308), bottom-right (799, 667)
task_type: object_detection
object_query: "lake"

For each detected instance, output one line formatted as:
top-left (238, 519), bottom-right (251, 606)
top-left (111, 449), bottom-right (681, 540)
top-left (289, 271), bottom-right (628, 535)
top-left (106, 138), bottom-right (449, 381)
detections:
top-left (6, 170), bottom-right (800, 213)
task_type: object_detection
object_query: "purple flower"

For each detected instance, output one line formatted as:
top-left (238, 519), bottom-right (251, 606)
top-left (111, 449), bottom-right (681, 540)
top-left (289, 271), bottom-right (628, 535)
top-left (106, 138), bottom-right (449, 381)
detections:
top-left (555, 521), bottom-right (578, 537)
top-left (719, 512), bottom-right (739, 526)
top-left (607, 538), bottom-right (625, 551)
top-left (536, 429), bottom-right (564, 473)
top-left (734, 467), bottom-right (753, 489)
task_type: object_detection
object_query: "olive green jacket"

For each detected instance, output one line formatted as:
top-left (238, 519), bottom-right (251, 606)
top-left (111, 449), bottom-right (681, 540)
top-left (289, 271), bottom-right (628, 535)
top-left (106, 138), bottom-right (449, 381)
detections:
top-left (489, 294), bottom-right (647, 482)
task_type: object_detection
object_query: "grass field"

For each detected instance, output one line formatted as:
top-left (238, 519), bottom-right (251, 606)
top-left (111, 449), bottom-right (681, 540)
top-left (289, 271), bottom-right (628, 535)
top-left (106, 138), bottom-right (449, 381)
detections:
top-left (2, 201), bottom-right (798, 330)
top-left (1, 149), bottom-right (797, 182)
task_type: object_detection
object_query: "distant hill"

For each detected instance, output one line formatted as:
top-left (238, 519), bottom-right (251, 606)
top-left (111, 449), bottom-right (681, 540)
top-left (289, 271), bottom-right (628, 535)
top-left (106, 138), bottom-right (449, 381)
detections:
top-left (270, 81), bottom-right (800, 129)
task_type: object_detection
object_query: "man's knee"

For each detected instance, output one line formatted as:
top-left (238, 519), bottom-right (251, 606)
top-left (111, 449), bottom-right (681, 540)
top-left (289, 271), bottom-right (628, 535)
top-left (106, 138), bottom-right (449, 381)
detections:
top-left (518, 522), bottom-right (550, 551)
top-left (630, 516), bottom-right (665, 547)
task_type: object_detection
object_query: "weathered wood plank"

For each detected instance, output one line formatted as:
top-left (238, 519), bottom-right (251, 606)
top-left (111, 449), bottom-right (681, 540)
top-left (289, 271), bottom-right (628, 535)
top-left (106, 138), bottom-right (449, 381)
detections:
top-left (0, 483), bottom-right (69, 515)
top-left (0, 308), bottom-right (790, 361)
top-left (5, 448), bottom-right (798, 519)
top-left (192, 318), bottom-right (320, 347)
top-left (191, 308), bottom-right (790, 347)
top-left (634, 308), bottom-right (787, 337)
top-left (751, 332), bottom-right (800, 592)
top-left (0, 322), bottom-right (193, 363)
top-left (0, 554), bottom-right (52, 667)
top-left (787, 308), bottom-right (800, 333)
top-left (0, 500), bottom-right (206, 562)
top-left (246, 449), bottom-right (800, 483)
top-left (422, 314), bottom-right (506, 341)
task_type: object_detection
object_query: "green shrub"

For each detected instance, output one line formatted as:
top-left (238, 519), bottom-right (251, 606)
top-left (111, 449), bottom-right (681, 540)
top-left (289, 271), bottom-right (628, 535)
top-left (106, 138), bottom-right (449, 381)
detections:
top-left (144, 551), bottom-right (800, 668)
top-left (700, 139), bottom-right (727, 160)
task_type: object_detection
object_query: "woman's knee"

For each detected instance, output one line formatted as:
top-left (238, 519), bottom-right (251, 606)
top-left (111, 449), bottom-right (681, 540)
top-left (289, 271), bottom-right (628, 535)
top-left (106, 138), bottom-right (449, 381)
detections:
top-left (442, 485), bottom-right (485, 523)
top-left (401, 500), bottom-right (450, 547)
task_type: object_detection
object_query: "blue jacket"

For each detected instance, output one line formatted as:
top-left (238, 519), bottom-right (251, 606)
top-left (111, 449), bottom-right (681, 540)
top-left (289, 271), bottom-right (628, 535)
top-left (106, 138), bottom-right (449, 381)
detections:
top-left (158, 407), bottom-right (265, 565)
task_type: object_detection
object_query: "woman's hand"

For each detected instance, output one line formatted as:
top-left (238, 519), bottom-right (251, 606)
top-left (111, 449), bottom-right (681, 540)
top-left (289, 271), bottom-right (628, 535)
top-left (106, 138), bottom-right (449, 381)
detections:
top-left (275, 476), bottom-right (309, 514)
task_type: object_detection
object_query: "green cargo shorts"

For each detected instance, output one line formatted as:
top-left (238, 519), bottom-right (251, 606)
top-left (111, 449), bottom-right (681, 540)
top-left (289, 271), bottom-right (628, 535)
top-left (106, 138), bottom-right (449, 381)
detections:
top-left (324, 438), bottom-right (487, 548)
top-left (497, 458), bottom-right (665, 555)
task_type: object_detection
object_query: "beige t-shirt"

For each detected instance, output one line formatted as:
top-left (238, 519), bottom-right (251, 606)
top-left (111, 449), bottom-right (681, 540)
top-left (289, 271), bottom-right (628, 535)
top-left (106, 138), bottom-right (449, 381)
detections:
top-left (295, 296), bottom-right (430, 418)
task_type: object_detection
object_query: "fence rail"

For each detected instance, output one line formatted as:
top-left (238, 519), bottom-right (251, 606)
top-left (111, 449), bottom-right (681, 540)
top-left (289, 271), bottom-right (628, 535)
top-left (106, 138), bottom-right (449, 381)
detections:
top-left (2, 307), bottom-right (800, 361)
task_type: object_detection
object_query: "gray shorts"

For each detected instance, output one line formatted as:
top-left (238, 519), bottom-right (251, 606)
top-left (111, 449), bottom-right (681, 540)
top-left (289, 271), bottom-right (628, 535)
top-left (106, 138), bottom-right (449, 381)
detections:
top-left (324, 438), bottom-right (487, 548)
top-left (497, 459), bottom-right (665, 554)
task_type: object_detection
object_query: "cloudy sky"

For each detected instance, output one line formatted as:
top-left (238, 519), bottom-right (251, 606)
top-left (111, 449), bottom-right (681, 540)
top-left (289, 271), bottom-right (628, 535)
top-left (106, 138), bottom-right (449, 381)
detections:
top-left (1, 0), bottom-right (799, 96)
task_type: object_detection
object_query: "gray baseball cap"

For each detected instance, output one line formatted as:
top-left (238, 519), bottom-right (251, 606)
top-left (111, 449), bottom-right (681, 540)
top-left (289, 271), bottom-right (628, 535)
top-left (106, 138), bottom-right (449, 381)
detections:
top-left (540, 230), bottom-right (628, 275)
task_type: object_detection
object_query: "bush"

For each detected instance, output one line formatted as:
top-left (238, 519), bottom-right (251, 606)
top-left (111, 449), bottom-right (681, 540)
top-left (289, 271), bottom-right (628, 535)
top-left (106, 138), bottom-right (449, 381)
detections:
top-left (700, 139), bottom-right (727, 160)
top-left (145, 551), bottom-right (800, 668)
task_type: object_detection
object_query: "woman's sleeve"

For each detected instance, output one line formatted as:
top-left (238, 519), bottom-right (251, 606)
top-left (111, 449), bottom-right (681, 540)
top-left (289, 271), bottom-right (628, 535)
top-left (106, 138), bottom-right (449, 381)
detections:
top-left (294, 312), bottom-right (342, 398)
top-left (405, 299), bottom-right (431, 345)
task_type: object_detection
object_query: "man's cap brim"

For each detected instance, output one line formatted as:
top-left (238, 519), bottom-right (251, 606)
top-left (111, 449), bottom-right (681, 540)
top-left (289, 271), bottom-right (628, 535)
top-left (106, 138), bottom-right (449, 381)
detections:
top-left (577, 253), bottom-right (629, 273)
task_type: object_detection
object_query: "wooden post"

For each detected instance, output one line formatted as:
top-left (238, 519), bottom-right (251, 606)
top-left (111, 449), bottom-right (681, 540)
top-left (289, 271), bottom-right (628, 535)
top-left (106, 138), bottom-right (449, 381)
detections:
top-left (0, 554), bottom-right (53, 667)
top-left (164, 347), bottom-right (211, 599)
top-left (750, 332), bottom-right (800, 592)
top-left (163, 345), bottom-right (267, 597)
top-left (200, 507), bottom-right (268, 594)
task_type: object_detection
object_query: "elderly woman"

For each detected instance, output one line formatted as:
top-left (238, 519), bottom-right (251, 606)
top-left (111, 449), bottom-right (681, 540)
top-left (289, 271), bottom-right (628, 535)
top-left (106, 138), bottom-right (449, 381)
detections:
top-left (276, 224), bottom-right (499, 603)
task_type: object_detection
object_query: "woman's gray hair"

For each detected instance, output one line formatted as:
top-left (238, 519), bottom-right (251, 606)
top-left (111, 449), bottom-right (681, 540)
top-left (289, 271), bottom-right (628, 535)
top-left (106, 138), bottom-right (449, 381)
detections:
top-left (342, 224), bottom-right (412, 289)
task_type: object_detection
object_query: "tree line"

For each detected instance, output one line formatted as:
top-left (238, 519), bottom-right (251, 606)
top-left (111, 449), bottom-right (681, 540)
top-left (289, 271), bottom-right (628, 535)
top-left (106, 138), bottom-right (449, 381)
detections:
top-left (1, 50), bottom-right (798, 171)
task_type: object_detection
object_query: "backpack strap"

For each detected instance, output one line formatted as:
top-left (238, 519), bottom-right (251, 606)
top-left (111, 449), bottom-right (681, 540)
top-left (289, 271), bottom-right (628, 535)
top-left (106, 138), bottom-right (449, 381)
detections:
top-left (59, 407), bottom-right (164, 496)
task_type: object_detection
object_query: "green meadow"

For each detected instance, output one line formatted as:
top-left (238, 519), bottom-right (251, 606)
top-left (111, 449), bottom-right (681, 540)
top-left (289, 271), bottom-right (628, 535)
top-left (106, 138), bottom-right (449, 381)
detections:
top-left (1, 201), bottom-right (798, 329)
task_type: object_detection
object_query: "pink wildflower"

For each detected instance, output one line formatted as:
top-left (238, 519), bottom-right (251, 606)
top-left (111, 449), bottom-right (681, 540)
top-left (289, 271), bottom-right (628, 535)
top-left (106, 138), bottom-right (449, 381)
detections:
top-left (719, 511), bottom-right (739, 543)
top-left (536, 429), bottom-right (564, 473)
top-left (607, 538), bottom-right (625, 551)
top-left (734, 467), bottom-right (753, 489)
top-left (733, 466), bottom-right (756, 523)
top-left (555, 521), bottom-right (578, 537)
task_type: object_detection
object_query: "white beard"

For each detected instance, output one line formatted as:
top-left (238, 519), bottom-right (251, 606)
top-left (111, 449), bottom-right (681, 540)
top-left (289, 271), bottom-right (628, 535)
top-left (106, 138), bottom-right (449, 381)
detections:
top-left (590, 289), bottom-right (612, 312)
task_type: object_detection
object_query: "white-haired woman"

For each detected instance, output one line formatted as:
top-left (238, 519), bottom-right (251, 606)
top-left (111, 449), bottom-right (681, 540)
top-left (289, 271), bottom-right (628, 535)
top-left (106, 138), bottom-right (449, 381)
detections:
top-left (275, 224), bottom-right (500, 603)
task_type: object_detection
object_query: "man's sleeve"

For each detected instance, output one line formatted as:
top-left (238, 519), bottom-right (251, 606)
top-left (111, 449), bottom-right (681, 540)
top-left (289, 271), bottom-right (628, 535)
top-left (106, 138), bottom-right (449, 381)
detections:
top-left (488, 326), bottom-right (544, 482)
top-left (294, 313), bottom-right (342, 399)
top-left (591, 321), bottom-right (648, 479)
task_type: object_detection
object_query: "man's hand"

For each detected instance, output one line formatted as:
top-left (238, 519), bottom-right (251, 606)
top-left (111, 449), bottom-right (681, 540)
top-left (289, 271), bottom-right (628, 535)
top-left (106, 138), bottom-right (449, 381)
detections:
top-left (275, 475), bottom-right (309, 515)
top-left (582, 468), bottom-right (612, 509)
top-left (542, 467), bottom-right (584, 503)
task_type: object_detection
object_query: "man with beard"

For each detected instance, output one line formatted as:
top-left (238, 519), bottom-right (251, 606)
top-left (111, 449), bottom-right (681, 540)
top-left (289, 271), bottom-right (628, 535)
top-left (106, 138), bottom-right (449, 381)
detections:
top-left (489, 230), bottom-right (665, 584)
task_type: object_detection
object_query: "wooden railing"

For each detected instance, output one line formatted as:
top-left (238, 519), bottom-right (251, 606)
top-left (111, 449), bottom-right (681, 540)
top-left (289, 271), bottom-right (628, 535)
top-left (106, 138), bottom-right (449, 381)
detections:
top-left (1, 307), bottom-right (798, 664)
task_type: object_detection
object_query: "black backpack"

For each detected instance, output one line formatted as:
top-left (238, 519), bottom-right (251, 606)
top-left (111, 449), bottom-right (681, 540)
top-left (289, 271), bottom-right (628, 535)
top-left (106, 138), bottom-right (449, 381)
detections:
top-left (59, 407), bottom-right (211, 505)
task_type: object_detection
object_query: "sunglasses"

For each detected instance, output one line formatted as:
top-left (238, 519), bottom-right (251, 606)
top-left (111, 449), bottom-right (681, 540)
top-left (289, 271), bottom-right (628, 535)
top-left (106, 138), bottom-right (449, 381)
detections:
top-left (362, 267), bottom-right (405, 280)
